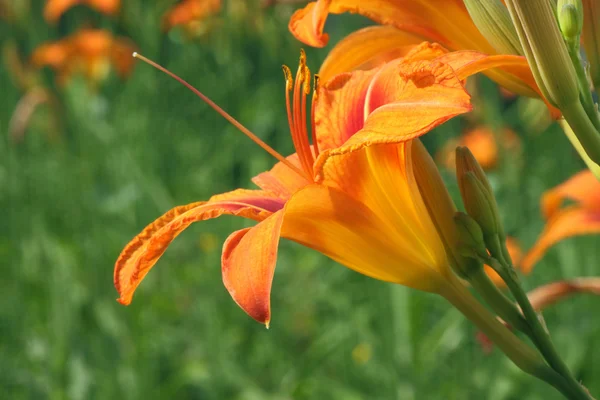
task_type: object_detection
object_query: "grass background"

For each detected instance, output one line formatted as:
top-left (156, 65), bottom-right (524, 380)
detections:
top-left (1, 1), bottom-right (598, 399)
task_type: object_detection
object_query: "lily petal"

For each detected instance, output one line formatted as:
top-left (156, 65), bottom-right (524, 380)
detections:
top-left (289, 0), bottom-right (494, 53)
top-left (541, 170), bottom-right (600, 219)
top-left (114, 189), bottom-right (285, 305)
top-left (521, 208), bottom-right (600, 274)
top-left (316, 60), bottom-right (471, 151)
top-left (222, 210), bottom-right (285, 325)
top-left (287, 142), bottom-right (449, 292)
top-left (347, 60), bottom-right (471, 148)
top-left (251, 153), bottom-right (309, 199)
top-left (318, 26), bottom-right (424, 81)
top-left (435, 51), bottom-right (540, 99)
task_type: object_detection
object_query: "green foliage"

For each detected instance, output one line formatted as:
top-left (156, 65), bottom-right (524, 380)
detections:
top-left (0, 1), bottom-right (598, 399)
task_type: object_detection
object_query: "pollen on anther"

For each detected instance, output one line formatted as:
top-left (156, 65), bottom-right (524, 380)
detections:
top-left (299, 48), bottom-right (307, 68)
top-left (282, 65), bottom-right (293, 92)
top-left (303, 65), bottom-right (311, 95)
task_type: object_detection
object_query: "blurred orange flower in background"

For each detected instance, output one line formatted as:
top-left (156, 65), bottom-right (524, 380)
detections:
top-left (31, 28), bottom-right (136, 85)
top-left (522, 171), bottom-right (600, 272)
top-left (438, 127), bottom-right (521, 171)
top-left (162, 0), bottom-right (221, 34)
top-left (44, 0), bottom-right (120, 23)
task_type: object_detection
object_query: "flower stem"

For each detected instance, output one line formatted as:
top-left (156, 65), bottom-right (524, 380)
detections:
top-left (559, 119), bottom-right (600, 181)
top-left (561, 100), bottom-right (600, 166)
top-left (441, 277), bottom-right (583, 399)
top-left (488, 260), bottom-right (595, 400)
top-left (468, 267), bottom-right (530, 335)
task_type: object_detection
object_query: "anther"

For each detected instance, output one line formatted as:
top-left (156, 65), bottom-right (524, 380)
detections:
top-left (282, 65), bottom-right (293, 92)
top-left (303, 65), bottom-right (311, 95)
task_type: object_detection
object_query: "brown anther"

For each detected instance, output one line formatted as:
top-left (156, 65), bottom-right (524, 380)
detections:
top-left (313, 74), bottom-right (320, 99)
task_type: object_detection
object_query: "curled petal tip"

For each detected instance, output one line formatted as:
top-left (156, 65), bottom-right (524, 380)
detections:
top-left (116, 297), bottom-right (130, 306)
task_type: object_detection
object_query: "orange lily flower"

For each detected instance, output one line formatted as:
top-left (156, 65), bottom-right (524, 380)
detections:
top-left (114, 49), bottom-right (473, 325)
top-left (438, 127), bottom-right (520, 171)
top-left (288, 0), bottom-right (542, 99)
top-left (522, 171), bottom-right (600, 272)
top-left (31, 29), bottom-right (136, 85)
top-left (44, 0), bottom-right (120, 23)
top-left (162, 0), bottom-right (221, 33)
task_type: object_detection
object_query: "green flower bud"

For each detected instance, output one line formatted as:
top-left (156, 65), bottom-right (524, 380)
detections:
top-left (505, 0), bottom-right (580, 108)
top-left (455, 147), bottom-right (504, 240)
top-left (454, 212), bottom-right (489, 259)
top-left (464, 0), bottom-right (523, 55)
top-left (558, 0), bottom-right (584, 43)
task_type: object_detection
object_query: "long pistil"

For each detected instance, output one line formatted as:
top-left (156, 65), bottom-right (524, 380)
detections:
top-left (132, 52), bottom-right (307, 179)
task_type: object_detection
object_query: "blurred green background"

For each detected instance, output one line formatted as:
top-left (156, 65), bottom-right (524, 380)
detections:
top-left (1, 1), bottom-right (598, 399)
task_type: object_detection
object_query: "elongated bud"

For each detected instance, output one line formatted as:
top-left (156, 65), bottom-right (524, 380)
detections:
top-left (505, 0), bottom-right (579, 107)
top-left (411, 140), bottom-right (480, 278)
top-left (456, 147), bottom-right (503, 239)
top-left (558, 0), bottom-right (584, 43)
top-left (582, 0), bottom-right (600, 89)
top-left (464, 0), bottom-right (523, 55)
top-left (454, 212), bottom-right (489, 260)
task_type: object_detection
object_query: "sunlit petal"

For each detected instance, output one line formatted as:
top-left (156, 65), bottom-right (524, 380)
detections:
top-left (114, 189), bottom-right (285, 305)
top-left (318, 26), bottom-right (424, 81)
top-left (316, 59), bottom-right (471, 152)
top-left (222, 211), bottom-right (285, 325)
top-left (521, 208), bottom-right (600, 274)
top-left (251, 153), bottom-right (309, 198)
top-left (285, 142), bottom-right (449, 292)
top-left (289, 0), bottom-right (494, 53)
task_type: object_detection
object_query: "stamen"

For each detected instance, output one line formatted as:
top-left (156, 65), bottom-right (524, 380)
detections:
top-left (133, 52), bottom-right (306, 179)
top-left (311, 74), bottom-right (320, 157)
top-left (292, 59), bottom-right (313, 176)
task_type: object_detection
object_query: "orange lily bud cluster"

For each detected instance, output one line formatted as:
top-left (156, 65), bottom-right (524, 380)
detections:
top-left (32, 0), bottom-right (135, 86)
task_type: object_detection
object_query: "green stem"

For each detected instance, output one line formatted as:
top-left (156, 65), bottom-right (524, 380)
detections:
top-left (489, 260), bottom-right (594, 400)
top-left (566, 44), bottom-right (600, 130)
top-left (468, 267), bottom-right (530, 335)
top-left (559, 119), bottom-right (600, 181)
top-left (561, 100), bottom-right (600, 166)
top-left (441, 277), bottom-right (584, 399)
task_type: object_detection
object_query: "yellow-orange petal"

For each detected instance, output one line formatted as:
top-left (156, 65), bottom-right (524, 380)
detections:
top-left (521, 208), bottom-right (600, 274)
top-left (251, 153), bottom-right (309, 199)
top-left (222, 211), bottom-right (285, 325)
top-left (435, 51), bottom-right (540, 99)
top-left (346, 60), bottom-right (471, 149)
top-left (291, 141), bottom-right (449, 292)
top-left (318, 26), bottom-right (424, 82)
top-left (541, 170), bottom-right (600, 219)
top-left (289, 0), bottom-right (494, 53)
top-left (315, 68), bottom-right (379, 151)
top-left (316, 59), bottom-right (470, 152)
top-left (114, 189), bottom-right (285, 305)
